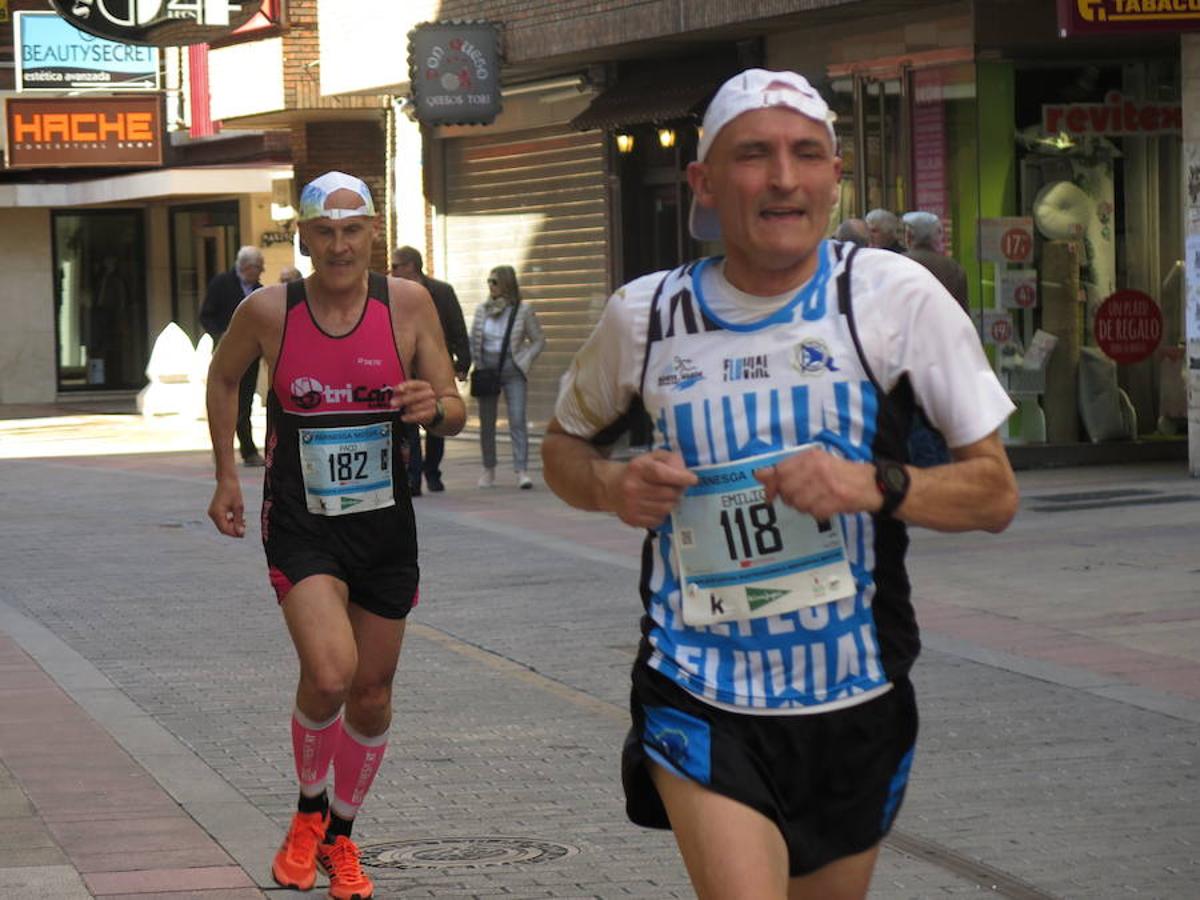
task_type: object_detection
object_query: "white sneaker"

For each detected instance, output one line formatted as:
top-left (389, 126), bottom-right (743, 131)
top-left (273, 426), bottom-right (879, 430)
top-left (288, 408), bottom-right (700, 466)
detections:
top-left (477, 468), bottom-right (495, 489)
top-left (517, 471), bottom-right (533, 490)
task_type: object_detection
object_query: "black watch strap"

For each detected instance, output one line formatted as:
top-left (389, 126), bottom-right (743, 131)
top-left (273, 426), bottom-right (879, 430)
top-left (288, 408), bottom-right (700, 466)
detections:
top-left (874, 458), bottom-right (910, 518)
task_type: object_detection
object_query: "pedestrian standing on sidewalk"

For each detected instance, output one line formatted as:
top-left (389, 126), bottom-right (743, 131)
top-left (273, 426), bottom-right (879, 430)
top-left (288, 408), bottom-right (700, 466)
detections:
top-left (205, 170), bottom-right (465, 900)
top-left (200, 246), bottom-right (265, 467)
top-left (469, 264), bottom-right (545, 490)
top-left (865, 207), bottom-right (906, 252)
top-left (542, 69), bottom-right (1018, 900)
top-left (391, 245), bottom-right (471, 494)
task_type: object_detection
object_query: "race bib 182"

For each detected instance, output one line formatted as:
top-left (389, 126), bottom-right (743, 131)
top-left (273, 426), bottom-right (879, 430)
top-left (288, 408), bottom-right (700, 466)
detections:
top-left (298, 423), bottom-right (395, 516)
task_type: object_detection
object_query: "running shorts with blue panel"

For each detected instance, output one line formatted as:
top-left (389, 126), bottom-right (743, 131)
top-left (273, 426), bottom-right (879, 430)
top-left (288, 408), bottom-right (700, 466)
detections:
top-left (622, 662), bottom-right (918, 877)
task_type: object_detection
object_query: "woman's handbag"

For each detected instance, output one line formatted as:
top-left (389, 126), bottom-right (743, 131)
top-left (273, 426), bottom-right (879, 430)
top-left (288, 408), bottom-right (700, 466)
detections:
top-left (469, 297), bottom-right (520, 398)
top-left (469, 368), bottom-right (502, 397)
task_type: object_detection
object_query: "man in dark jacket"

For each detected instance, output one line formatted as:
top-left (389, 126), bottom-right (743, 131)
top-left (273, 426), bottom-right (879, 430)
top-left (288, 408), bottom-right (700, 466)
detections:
top-left (903, 211), bottom-right (969, 312)
top-left (391, 245), bottom-right (471, 493)
top-left (865, 208), bottom-right (906, 253)
top-left (200, 246), bottom-right (265, 466)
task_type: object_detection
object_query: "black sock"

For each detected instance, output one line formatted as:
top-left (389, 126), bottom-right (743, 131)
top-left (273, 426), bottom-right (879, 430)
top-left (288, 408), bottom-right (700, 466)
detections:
top-left (325, 811), bottom-right (354, 842)
top-left (298, 791), bottom-right (328, 815)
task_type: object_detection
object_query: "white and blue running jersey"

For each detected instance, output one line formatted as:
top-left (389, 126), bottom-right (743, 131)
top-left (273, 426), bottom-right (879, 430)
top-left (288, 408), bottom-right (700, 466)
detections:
top-left (555, 241), bottom-right (1014, 715)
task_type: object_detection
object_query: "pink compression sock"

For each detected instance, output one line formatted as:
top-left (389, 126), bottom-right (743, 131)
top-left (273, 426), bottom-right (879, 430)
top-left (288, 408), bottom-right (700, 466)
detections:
top-left (331, 722), bottom-right (388, 819)
top-left (291, 709), bottom-right (342, 798)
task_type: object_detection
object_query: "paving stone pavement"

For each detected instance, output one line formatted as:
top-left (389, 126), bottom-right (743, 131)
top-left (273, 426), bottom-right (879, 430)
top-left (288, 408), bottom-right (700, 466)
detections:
top-left (0, 415), bottom-right (1197, 898)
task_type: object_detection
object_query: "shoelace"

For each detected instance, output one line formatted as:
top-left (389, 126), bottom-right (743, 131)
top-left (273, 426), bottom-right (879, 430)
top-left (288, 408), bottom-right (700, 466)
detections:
top-left (285, 816), bottom-right (323, 862)
top-left (324, 838), bottom-right (366, 881)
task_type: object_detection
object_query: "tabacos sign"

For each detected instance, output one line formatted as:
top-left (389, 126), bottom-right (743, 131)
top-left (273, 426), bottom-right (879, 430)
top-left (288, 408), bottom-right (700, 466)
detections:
top-left (1042, 91), bottom-right (1182, 137)
top-left (50, 1), bottom-right (261, 46)
top-left (1056, 0), bottom-right (1200, 35)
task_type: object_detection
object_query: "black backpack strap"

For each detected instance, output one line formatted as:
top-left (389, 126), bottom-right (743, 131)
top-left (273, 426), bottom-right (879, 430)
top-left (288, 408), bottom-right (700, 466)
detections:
top-left (636, 268), bottom-right (678, 397)
top-left (836, 245), bottom-right (883, 394)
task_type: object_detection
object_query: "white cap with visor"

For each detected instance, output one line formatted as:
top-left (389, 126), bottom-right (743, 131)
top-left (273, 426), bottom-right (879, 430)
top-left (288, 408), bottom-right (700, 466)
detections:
top-left (297, 171), bottom-right (377, 222)
top-left (690, 69), bottom-right (837, 241)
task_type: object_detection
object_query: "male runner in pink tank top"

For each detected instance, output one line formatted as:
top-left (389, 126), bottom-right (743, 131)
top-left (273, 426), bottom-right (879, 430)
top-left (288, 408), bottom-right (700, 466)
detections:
top-left (206, 171), bottom-right (465, 900)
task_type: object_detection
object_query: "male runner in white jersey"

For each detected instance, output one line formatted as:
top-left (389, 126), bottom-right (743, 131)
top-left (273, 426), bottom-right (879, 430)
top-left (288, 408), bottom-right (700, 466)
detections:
top-left (542, 70), bottom-right (1019, 899)
top-left (207, 171), bottom-right (465, 900)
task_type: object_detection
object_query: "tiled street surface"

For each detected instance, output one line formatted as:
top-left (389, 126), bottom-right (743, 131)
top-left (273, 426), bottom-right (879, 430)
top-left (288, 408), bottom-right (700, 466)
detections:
top-left (0, 408), bottom-right (1197, 898)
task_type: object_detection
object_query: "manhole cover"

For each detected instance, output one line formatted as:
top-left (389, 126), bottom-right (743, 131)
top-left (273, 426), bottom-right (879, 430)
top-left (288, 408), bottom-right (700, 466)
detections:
top-left (359, 836), bottom-right (578, 870)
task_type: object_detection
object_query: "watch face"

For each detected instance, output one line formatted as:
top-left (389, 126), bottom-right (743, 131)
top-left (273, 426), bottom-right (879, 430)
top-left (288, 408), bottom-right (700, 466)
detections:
top-left (883, 465), bottom-right (907, 491)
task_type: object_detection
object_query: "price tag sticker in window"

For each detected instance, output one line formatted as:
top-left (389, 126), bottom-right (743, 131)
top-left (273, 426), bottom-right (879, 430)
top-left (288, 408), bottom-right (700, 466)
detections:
top-left (671, 447), bottom-right (854, 626)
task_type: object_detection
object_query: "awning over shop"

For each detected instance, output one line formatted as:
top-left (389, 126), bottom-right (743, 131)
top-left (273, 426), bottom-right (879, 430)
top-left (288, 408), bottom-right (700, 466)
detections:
top-left (0, 164), bottom-right (292, 208)
top-left (569, 61), bottom-right (737, 131)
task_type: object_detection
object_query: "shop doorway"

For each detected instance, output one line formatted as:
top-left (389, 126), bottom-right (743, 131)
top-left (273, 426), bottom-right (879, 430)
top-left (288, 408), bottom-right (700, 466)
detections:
top-left (170, 201), bottom-right (239, 342)
top-left (53, 210), bottom-right (147, 391)
top-left (855, 72), bottom-right (908, 217)
top-left (617, 123), bottom-right (701, 281)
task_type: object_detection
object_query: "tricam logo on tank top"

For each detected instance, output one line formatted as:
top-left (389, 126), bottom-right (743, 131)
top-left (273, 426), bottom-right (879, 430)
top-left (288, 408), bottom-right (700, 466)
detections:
top-left (289, 377), bottom-right (395, 411)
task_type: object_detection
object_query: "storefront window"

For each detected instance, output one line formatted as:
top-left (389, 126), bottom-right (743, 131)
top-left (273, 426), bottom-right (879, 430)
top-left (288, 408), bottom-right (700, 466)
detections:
top-left (1011, 60), bottom-right (1184, 442)
top-left (53, 210), bottom-right (147, 391)
top-left (617, 121), bottom-right (702, 280)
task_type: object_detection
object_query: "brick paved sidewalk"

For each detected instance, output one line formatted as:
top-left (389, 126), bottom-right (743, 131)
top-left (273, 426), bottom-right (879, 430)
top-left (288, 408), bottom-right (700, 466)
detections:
top-left (1, 407), bottom-right (1198, 898)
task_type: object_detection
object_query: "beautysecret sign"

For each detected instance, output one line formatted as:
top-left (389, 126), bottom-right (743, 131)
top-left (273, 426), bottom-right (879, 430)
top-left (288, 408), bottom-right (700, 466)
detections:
top-left (16, 12), bottom-right (159, 93)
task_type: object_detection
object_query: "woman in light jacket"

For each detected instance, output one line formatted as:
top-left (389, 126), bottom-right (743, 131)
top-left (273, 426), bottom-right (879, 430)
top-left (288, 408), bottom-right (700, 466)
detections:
top-left (469, 265), bottom-right (545, 489)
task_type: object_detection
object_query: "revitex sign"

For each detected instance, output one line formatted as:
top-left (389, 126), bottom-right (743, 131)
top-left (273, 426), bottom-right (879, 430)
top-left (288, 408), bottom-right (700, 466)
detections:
top-left (49, 1), bottom-right (261, 47)
top-left (1042, 91), bottom-right (1182, 137)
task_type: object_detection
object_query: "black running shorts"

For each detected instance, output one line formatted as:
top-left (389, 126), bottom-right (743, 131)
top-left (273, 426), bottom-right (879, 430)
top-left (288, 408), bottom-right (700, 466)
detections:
top-left (265, 506), bottom-right (419, 620)
top-left (622, 662), bottom-right (918, 877)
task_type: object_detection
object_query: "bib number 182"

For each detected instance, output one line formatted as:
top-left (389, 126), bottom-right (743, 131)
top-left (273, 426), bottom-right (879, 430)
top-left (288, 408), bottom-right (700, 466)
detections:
top-left (327, 449), bottom-right (386, 482)
top-left (719, 503), bottom-right (782, 561)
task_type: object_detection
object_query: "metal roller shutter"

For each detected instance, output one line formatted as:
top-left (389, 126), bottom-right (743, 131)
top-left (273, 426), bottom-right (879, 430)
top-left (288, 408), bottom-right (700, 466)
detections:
top-left (442, 126), bottom-right (609, 430)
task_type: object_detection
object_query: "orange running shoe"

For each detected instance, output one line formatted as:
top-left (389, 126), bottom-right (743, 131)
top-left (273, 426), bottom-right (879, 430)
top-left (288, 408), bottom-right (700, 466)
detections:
top-left (271, 809), bottom-right (327, 890)
top-left (317, 835), bottom-right (374, 900)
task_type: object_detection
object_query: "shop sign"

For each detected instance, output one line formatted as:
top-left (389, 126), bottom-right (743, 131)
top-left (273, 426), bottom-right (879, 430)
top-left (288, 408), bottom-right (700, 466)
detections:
top-left (1056, 0), bottom-right (1200, 36)
top-left (407, 21), bottom-right (502, 126)
top-left (5, 95), bottom-right (162, 168)
top-left (997, 268), bottom-right (1039, 310)
top-left (979, 217), bottom-right (1034, 264)
top-left (982, 311), bottom-right (1016, 346)
top-left (16, 12), bottom-right (159, 93)
top-left (911, 69), bottom-right (948, 222)
top-left (48, 1), bottom-right (261, 47)
top-left (1094, 289), bottom-right (1162, 364)
top-left (1043, 91), bottom-right (1181, 138)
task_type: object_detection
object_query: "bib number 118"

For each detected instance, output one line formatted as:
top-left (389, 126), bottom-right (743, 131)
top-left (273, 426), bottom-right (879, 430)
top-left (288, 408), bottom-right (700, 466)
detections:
top-left (719, 503), bottom-right (782, 561)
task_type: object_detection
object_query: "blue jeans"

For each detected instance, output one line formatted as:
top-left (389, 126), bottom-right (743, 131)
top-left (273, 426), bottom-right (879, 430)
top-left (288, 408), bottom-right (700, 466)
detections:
top-left (477, 355), bottom-right (528, 471)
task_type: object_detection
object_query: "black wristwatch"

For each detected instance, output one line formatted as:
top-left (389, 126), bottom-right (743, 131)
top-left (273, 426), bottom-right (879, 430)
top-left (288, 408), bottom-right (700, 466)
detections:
top-left (425, 399), bottom-right (445, 430)
top-left (873, 458), bottom-right (910, 518)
